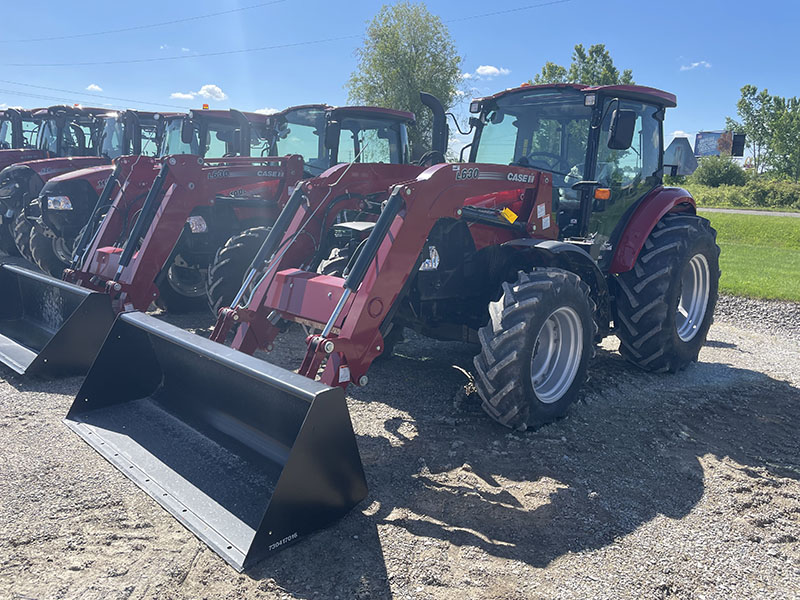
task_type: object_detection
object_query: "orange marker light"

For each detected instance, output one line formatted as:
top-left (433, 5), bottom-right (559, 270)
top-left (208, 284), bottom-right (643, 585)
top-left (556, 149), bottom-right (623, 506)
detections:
top-left (594, 188), bottom-right (611, 201)
top-left (202, 104), bottom-right (209, 110)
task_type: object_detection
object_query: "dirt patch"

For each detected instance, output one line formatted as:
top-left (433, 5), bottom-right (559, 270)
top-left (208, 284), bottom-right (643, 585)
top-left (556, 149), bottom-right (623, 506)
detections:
top-left (0, 313), bottom-right (799, 599)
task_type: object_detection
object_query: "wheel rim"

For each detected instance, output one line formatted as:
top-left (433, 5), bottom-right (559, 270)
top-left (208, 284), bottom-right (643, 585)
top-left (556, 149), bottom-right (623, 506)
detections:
top-left (167, 264), bottom-right (205, 297)
top-left (676, 253), bottom-right (710, 342)
top-left (53, 237), bottom-right (71, 264)
top-left (529, 306), bottom-right (583, 404)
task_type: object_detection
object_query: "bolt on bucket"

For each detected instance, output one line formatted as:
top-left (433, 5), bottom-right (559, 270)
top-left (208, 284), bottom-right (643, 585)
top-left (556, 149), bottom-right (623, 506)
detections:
top-left (0, 263), bottom-right (115, 377)
top-left (64, 311), bottom-right (367, 571)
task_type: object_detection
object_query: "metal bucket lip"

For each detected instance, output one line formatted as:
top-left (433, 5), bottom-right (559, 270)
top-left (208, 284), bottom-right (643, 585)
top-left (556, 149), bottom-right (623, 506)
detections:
top-left (1, 262), bottom-right (95, 298)
top-left (118, 311), bottom-right (336, 400)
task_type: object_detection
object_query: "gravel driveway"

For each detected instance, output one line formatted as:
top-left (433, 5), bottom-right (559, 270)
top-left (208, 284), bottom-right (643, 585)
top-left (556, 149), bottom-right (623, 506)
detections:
top-left (1, 298), bottom-right (798, 600)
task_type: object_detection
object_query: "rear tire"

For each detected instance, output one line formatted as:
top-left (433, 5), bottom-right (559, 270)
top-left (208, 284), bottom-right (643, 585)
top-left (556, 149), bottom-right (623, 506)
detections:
top-left (12, 212), bottom-right (33, 262)
top-left (29, 224), bottom-right (70, 277)
top-left (613, 213), bottom-right (720, 373)
top-left (206, 226), bottom-right (269, 315)
top-left (474, 268), bottom-right (596, 431)
top-left (0, 219), bottom-right (20, 256)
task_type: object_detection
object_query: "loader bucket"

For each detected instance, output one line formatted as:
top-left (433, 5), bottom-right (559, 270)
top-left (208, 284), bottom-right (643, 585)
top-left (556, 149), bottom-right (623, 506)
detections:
top-left (64, 312), bottom-right (367, 572)
top-left (0, 263), bottom-right (115, 376)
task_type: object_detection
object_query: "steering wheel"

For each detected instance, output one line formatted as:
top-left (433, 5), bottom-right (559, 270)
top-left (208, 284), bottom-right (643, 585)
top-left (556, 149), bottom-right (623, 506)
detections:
top-left (523, 151), bottom-right (563, 170)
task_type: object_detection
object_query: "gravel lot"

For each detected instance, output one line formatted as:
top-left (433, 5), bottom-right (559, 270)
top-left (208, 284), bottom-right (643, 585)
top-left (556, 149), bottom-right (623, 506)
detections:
top-left (1, 296), bottom-right (799, 599)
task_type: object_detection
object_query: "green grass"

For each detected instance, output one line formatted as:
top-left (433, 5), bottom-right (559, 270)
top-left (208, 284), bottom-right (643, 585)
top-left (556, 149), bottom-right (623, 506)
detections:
top-left (698, 211), bottom-right (800, 301)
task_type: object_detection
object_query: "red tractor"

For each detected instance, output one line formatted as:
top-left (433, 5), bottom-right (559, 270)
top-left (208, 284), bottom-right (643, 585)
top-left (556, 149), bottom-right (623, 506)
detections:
top-left (25, 107), bottom-right (271, 276)
top-left (63, 85), bottom-right (720, 569)
top-left (0, 105), bottom-right (154, 260)
top-left (208, 83), bottom-right (720, 431)
top-left (0, 104), bottom-right (414, 376)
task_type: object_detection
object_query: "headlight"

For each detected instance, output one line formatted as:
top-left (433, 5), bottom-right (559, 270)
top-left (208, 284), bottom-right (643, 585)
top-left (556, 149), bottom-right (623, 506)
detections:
top-left (419, 245), bottom-right (440, 271)
top-left (186, 215), bottom-right (207, 233)
top-left (46, 195), bottom-right (73, 210)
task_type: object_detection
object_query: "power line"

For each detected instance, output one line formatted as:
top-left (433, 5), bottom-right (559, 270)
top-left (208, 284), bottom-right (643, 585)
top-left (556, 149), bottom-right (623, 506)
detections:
top-left (0, 0), bottom-right (287, 43)
top-left (0, 1), bottom-right (574, 68)
top-left (0, 35), bottom-right (361, 67)
top-left (445, 0), bottom-right (572, 23)
top-left (0, 80), bottom-right (191, 110)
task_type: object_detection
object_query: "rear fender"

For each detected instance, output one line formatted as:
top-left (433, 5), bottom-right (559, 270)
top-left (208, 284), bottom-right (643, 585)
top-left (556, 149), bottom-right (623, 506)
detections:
top-left (503, 238), bottom-right (611, 335)
top-left (609, 186), bottom-right (695, 274)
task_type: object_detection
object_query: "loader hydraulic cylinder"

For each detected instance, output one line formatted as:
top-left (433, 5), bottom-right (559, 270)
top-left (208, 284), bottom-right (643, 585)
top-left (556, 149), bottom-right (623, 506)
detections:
top-left (115, 162), bottom-right (170, 279)
top-left (72, 163), bottom-right (121, 269)
top-left (343, 188), bottom-right (403, 292)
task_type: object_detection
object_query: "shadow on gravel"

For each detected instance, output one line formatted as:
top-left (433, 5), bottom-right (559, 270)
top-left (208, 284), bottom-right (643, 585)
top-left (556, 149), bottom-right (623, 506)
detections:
top-left (243, 333), bottom-right (800, 597)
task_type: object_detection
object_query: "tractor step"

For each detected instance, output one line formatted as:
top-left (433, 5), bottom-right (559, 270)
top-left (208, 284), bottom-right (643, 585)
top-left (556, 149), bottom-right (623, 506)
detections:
top-left (0, 262), bottom-right (115, 376)
top-left (65, 312), bottom-right (367, 571)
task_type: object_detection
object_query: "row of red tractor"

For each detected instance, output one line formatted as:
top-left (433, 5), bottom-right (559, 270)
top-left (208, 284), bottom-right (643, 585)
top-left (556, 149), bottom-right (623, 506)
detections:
top-left (0, 84), bottom-right (720, 570)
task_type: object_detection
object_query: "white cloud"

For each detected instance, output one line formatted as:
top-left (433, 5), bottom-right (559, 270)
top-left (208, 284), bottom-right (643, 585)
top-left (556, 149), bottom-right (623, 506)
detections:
top-left (680, 60), bottom-right (711, 71)
top-left (181, 47), bottom-right (190, 53)
top-left (86, 83), bottom-right (102, 92)
top-left (475, 65), bottom-right (511, 78)
top-left (670, 130), bottom-right (693, 139)
top-left (461, 72), bottom-right (473, 80)
top-left (255, 107), bottom-right (280, 115)
top-left (196, 84), bottom-right (227, 101)
top-left (169, 84), bottom-right (228, 102)
top-left (159, 44), bottom-right (168, 50)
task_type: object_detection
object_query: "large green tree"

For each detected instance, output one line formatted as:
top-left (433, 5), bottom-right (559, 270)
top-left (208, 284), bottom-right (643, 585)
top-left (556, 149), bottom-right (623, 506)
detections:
top-left (768, 96), bottom-right (800, 181)
top-left (346, 2), bottom-right (462, 158)
top-left (531, 44), bottom-right (634, 86)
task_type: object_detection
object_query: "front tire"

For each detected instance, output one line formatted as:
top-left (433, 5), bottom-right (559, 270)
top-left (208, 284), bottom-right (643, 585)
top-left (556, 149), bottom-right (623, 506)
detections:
top-left (474, 268), bottom-right (596, 431)
top-left (156, 259), bottom-right (207, 314)
top-left (206, 226), bottom-right (269, 315)
top-left (613, 213), bottom-right (720, 373)
top-left (0, 219), bottom-right (20, 256)
top-left (12, 212), bottom-right (33, 262)
top-left (29, 224), bottom-right (71, 277)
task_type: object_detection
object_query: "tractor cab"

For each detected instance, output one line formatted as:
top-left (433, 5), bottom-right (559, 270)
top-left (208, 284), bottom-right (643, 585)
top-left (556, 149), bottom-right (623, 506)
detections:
top-left (33, 105), bottom-right (111, 158)
top-left (160, 109), bottom-right (271, 158)
top-left (93, 110), bottom-right (166, 160)
top-left (0, 108), bottom-right (43, 150)
top-left (269, 104), bottom-right (414, 176)
top-left (468, 83), bottom-right (675, 266)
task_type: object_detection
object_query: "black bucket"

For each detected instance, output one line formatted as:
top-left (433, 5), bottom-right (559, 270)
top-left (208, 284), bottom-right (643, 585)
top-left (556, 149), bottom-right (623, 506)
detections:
top-left (0, 263), bottom-right (115, 376)
top-left (64, 312), bottom-right (367, 571)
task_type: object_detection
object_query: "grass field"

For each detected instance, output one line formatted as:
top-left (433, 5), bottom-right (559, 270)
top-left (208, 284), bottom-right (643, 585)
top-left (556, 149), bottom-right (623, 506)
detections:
top-left (698, 210), bottom-right (800, 302)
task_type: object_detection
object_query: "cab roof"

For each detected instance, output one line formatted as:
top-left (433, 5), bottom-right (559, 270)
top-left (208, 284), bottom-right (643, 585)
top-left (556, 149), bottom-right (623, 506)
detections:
top-left (275, 104), bottom-right (415, 124)
top-left (188, 109), bottom-right (271, 124)
top-left (477, 83), bottom-right (677, 108)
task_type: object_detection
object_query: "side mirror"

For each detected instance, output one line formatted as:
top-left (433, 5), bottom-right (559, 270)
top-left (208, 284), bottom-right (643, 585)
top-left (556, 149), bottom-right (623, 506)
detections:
top-left (607, 108), bottom-right (636, 150)
top-left (180, 117), bottom-right (194, 145)
top-left (324, 120), bottom-right (340, 149)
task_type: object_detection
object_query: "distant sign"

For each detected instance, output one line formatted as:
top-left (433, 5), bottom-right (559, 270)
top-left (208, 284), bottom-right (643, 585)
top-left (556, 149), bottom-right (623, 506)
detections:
top-left (694, 131), bottom-right (734, 157)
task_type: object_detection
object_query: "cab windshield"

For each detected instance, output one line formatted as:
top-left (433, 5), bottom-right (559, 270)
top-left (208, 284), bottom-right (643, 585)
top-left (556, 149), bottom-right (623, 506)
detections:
top-left (474, 88), bottom-right (593, 188)
top-left (0, 119), bottom-right (11, 149)
top-left (160, 118), bottom-right (247, 158)
top-left (272, 108), bottom-right (328, 174)
top-left (98, 116), bottom-right (126, 159)
top-left (337, 116), bottom-right (409, 164)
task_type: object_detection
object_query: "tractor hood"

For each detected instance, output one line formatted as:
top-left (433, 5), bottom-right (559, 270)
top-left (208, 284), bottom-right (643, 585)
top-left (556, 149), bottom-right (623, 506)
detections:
top-left (18, 156), bottom-right (110, 183)
top-left (45, 163), bottom-right (114, 195)
top-left (0, 149), bottom-right (49, 172)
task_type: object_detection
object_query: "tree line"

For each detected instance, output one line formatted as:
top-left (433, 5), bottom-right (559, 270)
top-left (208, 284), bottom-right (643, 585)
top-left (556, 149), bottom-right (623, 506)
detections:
top-left (727, 85), bottom-right (800, 181)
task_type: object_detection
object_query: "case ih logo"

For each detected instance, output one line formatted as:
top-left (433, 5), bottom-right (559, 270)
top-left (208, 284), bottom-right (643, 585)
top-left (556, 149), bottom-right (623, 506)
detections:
top-left (455, 167), bottom-right (479, 181)
top-left (257, 169), bottom-right (283, 178)
top-left (95, 177), bottom-right (109, 190)
top-left (508, 172), bottom-right (535, 183)
top-left (208, 169), bottom-right (230, 180)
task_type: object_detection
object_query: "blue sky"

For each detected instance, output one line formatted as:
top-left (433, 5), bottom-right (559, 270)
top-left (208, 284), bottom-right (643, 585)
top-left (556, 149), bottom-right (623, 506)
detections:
top-left (0, 0), bottom-right (795, 150)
